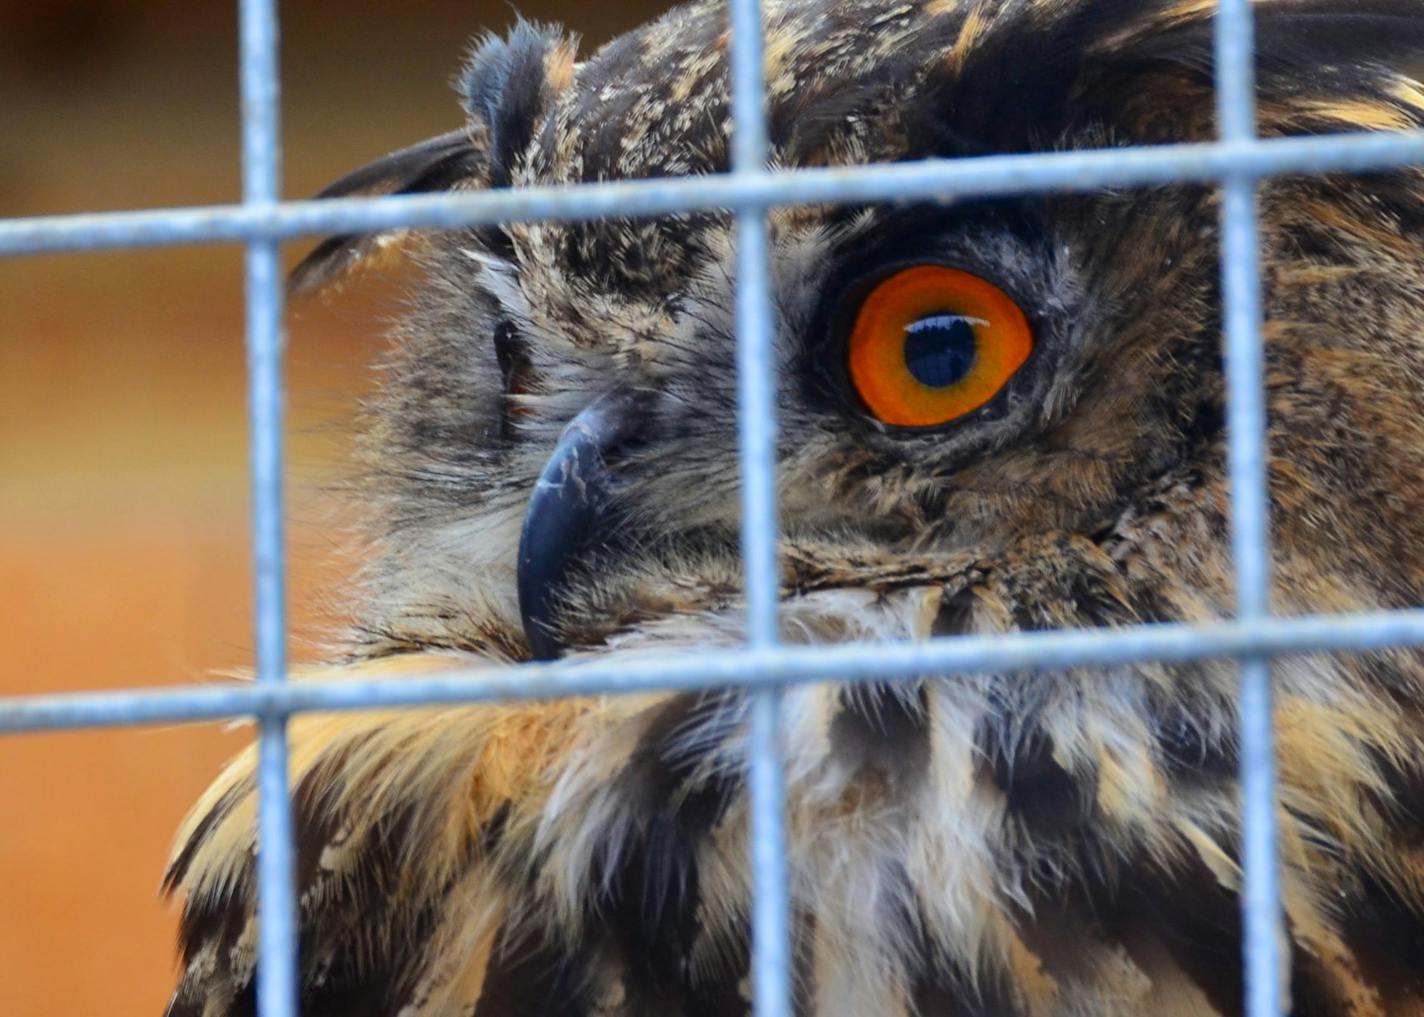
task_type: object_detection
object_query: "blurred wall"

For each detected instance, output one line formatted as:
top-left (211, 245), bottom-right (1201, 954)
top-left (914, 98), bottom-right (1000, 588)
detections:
top-left (0, 1), bottom-right (667, 1014)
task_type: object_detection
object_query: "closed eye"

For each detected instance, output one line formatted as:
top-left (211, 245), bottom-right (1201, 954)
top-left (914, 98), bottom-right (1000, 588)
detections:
top-left (493, 319), bottom-right (535, 440)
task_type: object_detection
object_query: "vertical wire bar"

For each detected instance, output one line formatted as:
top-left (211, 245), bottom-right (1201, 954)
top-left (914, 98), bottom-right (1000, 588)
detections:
top-left (239, 0), bottom-right (296, 1014)
top-left (729, 0), bottom-right (792, 1013)
top-left (1214, 2), bottom-right (1281, 1014)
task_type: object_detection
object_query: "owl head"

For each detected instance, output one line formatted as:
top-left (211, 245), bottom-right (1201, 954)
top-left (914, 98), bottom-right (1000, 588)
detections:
top-left (298, 0), bottom-right (1424, 675)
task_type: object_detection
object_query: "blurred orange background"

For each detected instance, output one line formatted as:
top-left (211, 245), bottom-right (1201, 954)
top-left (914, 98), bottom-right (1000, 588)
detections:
top-left (0, 1), bottom-right (664, 1014)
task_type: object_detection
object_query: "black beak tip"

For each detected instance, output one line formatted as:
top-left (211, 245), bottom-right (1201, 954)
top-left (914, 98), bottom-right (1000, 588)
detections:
top-left (516, 392), bottom-right (640, 661)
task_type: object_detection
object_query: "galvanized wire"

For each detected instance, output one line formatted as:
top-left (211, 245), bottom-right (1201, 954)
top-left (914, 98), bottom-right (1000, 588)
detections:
top-left (728, 0), bottom-right (795, 1013)
top-left (4, 132), bottom-right (1424, 257)
top-left (7, 609), bottom-right (1424, 733)
top-left (238, 0), bottom-right (297, 1014)
top-left (1212, 2), bottom-right (1283, 1013)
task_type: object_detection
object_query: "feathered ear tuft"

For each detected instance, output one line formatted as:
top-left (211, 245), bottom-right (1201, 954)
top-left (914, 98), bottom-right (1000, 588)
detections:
top-left (458, 20), bottom-right (579, 188)
top-left (287, 21), bottom-right (578, 299)
top-left (287, 129), bottom-right (484, 297)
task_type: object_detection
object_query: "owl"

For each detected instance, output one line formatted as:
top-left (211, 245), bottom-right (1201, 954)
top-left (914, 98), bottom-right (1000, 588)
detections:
top-left (163, 0), bottom-right (1424, 1014)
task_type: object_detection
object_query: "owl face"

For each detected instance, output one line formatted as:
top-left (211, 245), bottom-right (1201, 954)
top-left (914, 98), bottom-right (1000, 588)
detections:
top-left (491, 188), bottom-right (1201, 654)
top-left (326, 0), bottom-right (1424, 668)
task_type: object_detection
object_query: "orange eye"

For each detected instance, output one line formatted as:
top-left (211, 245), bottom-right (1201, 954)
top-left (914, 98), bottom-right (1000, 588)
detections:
top-left (847, 265), bottom-right (1033, 428)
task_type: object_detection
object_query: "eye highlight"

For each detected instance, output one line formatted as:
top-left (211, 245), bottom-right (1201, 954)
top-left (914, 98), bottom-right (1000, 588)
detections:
top-left (847, 265), bottom-right (1033, 428)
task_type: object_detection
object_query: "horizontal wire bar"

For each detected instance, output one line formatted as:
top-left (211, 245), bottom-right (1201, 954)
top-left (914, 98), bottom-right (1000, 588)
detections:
top-left (3, 609), bottom-right (1423, 735)
top-left (3, 131), bottom-right (1424, 257)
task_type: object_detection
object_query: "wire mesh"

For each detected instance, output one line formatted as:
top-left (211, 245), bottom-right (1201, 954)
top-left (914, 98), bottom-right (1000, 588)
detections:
top-left (5, 1), bottom-right (1424, 1014)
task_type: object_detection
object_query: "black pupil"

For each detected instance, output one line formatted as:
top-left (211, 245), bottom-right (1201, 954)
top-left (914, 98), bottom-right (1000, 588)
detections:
top-left (903, 314), bottom-right (977, 388)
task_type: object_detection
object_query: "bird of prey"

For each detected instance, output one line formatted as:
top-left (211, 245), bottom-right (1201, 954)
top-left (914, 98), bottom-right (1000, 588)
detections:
top-left (163, 0), bottom-right (1424, 1013)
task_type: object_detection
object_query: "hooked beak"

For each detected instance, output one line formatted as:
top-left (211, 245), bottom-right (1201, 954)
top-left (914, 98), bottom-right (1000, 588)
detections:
top-left (517, 390), bottom-right (642, 660)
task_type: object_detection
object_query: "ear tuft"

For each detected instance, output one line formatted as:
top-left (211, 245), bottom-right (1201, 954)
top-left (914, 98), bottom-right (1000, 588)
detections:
top-left (288, 129), bottom-right (484, 297)
top-left (459, 20), bottom-right (579, 187)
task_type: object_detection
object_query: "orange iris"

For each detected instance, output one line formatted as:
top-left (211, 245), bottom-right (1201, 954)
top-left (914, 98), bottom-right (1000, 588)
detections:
top-left (847, 265), bottom-right (1033, 428)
